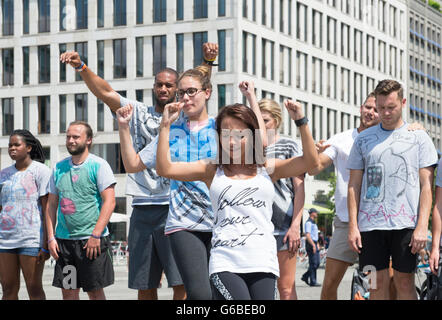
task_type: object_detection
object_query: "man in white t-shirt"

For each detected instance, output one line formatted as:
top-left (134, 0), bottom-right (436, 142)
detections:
top-left (310, 93), bottom-right (379, 300)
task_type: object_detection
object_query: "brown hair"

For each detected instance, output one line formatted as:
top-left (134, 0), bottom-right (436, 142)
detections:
top-left (215, 104), bottom-right (265, 167)
top-left (178, 65), bottom-right (212, 91)
top-left (374, 80), bottom-right (403, 100)
top-left (68, 121), bottom-right (93, 149)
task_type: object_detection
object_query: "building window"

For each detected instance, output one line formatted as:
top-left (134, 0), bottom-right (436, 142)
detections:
top-left (214, 30), bottom-right (225, 72)
top-left (194, 0), bottom-right (208, 19)
top-left (218, 84), bottom-right (226, 109)
top-left (59, 44), bottom-right (67, 82)
top-left (296, 2), bottom-right (307, 42)
top-left (176, 33), bottom-right (184, 73)
top-left (193, 32), bottom-right (208, 67)
top-left (38, 96), bottom-right (50, 134)
top-left (59, 0), bottom-right (66, 31)
top-left (262, 0), bottom-right (266, 25)
top-left (218, 0), bottom-right (226, 17)
top-left (114, 0), bottom-right (127, 26)
top-left (38, 45), bottom-right (50, 84)
top-left (153, 35), bottom-right (167, 75)
top-left (75, 93), bottom-right (88, 122)
top-left (136, 90), bottom-right (144, 102)
top-left (136, 37), bottom-right (144, 77)
top-left (154, 0), bottom-right (167, 23)
top-left (23, 47), bottom-right (29, 85)
top-left (38, 0), bottom-right (50, 33)
top-left (97, 0), bottom-right (104, 27)
top-left (91, 144), bottom-right (126, 174)
top-left (22, 97), bottom-right (30, 130)
top-left (59, 95), bottom-right (67, 133)
top-left (2, 0), bottom-right (14, 36)
top-left (76, 0), bottom-right (88, 29)
top-left (136, 0), bottom-right (143, 24)
top-left (2, 98), bottom-right (13, 135)
top-left (113, 39), bottom-right (127, 79)
top-left (243, 32), bottom-right (248, 73)
top-left (177, 0), bottom-right (184, 20)
top-left (75, 42), bottom-right (88, 81)
top-left (312, 10), bottom-right (322, 48)
top-left (97, 99), bottom-right (104, 132)
top-left (97, 41), bottom-right (104, 78)
top-left (23, 0), bottom-right (29, 34)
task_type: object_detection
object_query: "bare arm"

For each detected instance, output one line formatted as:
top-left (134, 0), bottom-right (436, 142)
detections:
top-left (284, 176), bottom-right (305, 255)
top-left (348, 169), bottom-right (363, 253)
top-left (60, 51), bottom-right (121, 112)
top-left (309, 153), bottom-right (334, 176)
top-left (409, 166), bottom-right (435, 254)
top-left (46, 193), bottom-right (60, 260)
top-left (430, 186), bottom-right (442, 274)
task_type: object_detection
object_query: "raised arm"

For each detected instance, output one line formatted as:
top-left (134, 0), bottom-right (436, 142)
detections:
top-left (270, 100), bottom-right (319, 180)
top-left (201, 42), bottom-right (219, 78)
top-left (309, 140), bottom-right (333, 176)
top-left (156, 102), bottom-right (215, 187)
top-left (60, 51), bottom-right (121, 112)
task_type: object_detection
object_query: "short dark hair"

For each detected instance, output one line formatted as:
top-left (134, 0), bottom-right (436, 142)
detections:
top-left (155, 68), bottom-right (179, 84)
top-left (308, 208), bottom-right (319, 215)
top-left (374, 80), bottom-right (403, 100)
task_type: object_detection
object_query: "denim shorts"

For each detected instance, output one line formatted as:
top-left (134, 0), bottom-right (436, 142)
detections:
top-left (0, 247), bottom-right (40, 257)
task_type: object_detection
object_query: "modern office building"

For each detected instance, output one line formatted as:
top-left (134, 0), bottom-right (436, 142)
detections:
top-left (0, 0), bottom-right (415, 237)
top-left (408, 0), bottom-right (442, 155)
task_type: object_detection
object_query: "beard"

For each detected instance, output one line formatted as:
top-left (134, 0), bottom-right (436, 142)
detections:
top-left (67, 143), bottom-right (87, 156)
top-left (154, 94), bottom-right (176, 108)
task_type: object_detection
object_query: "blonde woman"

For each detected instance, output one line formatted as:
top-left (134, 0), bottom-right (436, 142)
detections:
top-left (259, 99), bottom-right (305, 300)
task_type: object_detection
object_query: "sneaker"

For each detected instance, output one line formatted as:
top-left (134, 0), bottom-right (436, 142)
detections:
top-left (301, 275), bottom-right (309, 285)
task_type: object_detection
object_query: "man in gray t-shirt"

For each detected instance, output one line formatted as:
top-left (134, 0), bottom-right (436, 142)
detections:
top-left (60, 43), bottom-right (219, 300)
top-left (347, 80), bottom-right (438, 300)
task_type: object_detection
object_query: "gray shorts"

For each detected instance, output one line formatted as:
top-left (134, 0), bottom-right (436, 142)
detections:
top-left (128, 205), bottom-right (183, 290)
top-left (326, 216), bottom-right (358, 265)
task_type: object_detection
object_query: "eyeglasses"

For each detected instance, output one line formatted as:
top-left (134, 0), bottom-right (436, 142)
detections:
top-left (176, 87), bottom-right (205, 99)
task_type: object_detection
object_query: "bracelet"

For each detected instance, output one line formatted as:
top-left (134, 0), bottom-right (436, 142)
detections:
top-left (294, 117), bottom-right (309, 127)
top-left (75, 61), bottom-right (87, 72)
top-left (47, 236), bottom-right (55, 244)
top-left (203, 59), bottom-right (218, 66)
top-left (40, 248), bottom-right (49, 254)
top-left (90, 233), bottom-right (101, 239)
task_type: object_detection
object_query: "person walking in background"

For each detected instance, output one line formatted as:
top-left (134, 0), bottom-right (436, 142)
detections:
top-left (347, 79), bottom-right (438, 300)
top-left (0, 130), bottom-right (51, 300)
top-left (259, 98), bottom-right (305, 300)
top-left (301, 208), bottom-right (321, 287)
top-left (46, 121), bottom-right (117, 300)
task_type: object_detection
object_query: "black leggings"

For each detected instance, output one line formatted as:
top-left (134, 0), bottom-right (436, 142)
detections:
top-left (210, 272), bottom-right (277, 300)
top-left (169, 230), bottom-right (212, 300)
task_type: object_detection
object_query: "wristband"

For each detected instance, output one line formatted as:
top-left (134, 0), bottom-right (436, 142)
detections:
top-left (203, 58), bottom-right (218, 66)
top-left (47, 236), bottom-right (55, 244)
top-left (75, 61), bottom-right (87, 72)
top-left (40, 248), bottom-right (49, 254)
top-left (294, 116), bottom-right (309, 127)
top-left (91, 233), bottom-right (101, 239)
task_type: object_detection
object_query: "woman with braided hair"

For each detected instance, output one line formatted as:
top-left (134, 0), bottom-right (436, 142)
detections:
top-left (0, 130), bottom-right (51, 299)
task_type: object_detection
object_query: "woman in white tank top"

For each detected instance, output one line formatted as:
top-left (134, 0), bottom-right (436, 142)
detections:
top-left (154, 81), bottom-right (320, 300)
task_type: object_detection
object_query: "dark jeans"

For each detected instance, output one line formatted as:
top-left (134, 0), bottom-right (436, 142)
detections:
top-left (303, 241), bottom-right (320, 285)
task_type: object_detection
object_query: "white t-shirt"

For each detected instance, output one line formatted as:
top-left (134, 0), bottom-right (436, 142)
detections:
top-left (209, 167), bottom-right (279, 277)
top-left (323, 129), bottom-right (358, 223)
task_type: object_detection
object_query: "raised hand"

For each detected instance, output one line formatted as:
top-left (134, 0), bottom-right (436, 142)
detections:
top-left (116, 104), bottom-right (134, 127)
top-left (203, 43), bottom-right (219, 61)
top-left (316, 139), bottom-right (331, 154)
top-left (161, 102), bottom-right (184, 127)
top-left (60, 51), bottom-right (82, 69)
top-left (238, 81), bottom-right (255, 98)
top-left (284, 100), bottom-right (304, 121)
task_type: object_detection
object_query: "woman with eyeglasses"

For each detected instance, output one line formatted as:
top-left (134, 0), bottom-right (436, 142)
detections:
top-left (117, 66), bottom-right (219, 299)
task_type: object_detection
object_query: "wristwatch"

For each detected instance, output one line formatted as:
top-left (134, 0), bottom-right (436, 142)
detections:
top-left (294, 116), bottom-right (309, 127)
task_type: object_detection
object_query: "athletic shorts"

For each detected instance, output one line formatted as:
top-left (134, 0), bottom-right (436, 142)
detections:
top-left (0, 247), bottom-right (40, 257)
top-left (326, 216), bottom-right (358, 265)
top-left (128, 205), bottom-right (183, 290)
top-left (359, 229), bottom-right (416, 273)
top-left (52, 236), bottom-right (114, 292)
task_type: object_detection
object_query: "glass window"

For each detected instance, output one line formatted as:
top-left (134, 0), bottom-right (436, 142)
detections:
top-left (114, 0), bottom-right (127, 26)
top-left (218, 84), bottom-right (226, 109)
top-left (153, 35), bottom-right (167, 75)
top-left (23, 97), bottom-right (30, 130)
top-left (176, 34), bottom-right (184, 73)
top-left (75, 42), bottom-right (88, 81)
top-left (113, 39), bottom-right (127, 79)
top-left (218, 0), bottom-right (226, 17)
top-left (59, 95), bottom-right (67, 133)
top-left (91, 144), bottom-right (126, 174)
top-left (59, 44), bottom-right (67, 82)
top-left (136, 90), bottom-right (144, 102)
top-left (218, 30), bottom-right (226, 71)
top-left (38, 0), bottom-right (50, 33)
top-left (76, 0), bottom-right (88, 29)
top-left (193, 32), bottom-right (208, 67)
top-left (2, 98), bottom-right (14, 136)
top-left (2, 0), bottom-right (14, 36)
top-left (154, 0), bottom-right (167, 22)
top-left (97, 0), bottom-right (104, 27)
top-left (97, 40), bottom-right (104, 78)
top-left (23, 47), bottom-right (30, 85)
top-left (38, 45), bottom-right (51, 84)
top-left (136, 37), bottom-right (144, 77)
top-left (75, 93), bottom-right (88, 122)
top-left (136, 0), bottom-right (143, 24)
top-left (194, 0), bottom-right (208, 19)
top-left (97, 99), bottom-right (104, 132)
top-left (23, 0), bottom-right (30, 34)
top-left (59, 0), bottom-right (66, 31)
top-left (177, 0), bottom-right (184, 20)
top-left (38, 96), bottom-right (51, 134)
